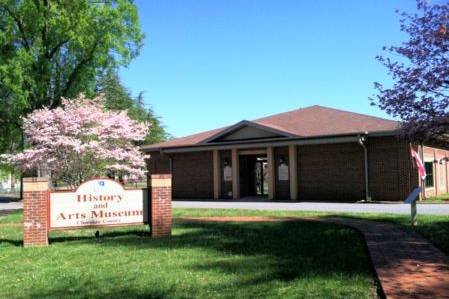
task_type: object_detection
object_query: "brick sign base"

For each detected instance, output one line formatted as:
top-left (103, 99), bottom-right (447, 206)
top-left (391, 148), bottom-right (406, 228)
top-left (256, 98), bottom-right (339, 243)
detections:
top-left (22, 175), bottom-right (172, 247)
top-left (149, 174), bottom-right (172, 237)
top-left (23, 177), bottom-right (49, 247)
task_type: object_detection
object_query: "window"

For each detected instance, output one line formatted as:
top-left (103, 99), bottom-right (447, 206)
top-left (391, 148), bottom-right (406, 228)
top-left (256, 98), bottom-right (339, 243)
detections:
top-left (424, 162), bottom-right (434, 188)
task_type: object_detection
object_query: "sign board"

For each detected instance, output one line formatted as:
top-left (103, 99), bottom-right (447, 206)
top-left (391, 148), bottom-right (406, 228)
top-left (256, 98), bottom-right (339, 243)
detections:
top-left (49, 179), bottom-right (148, 229)
top-left (404, 187), bottom-right (421, 227)
top-left (223, 166), bottom-right (232, 182)
top-left (278, 164), bottom-right (289, 181)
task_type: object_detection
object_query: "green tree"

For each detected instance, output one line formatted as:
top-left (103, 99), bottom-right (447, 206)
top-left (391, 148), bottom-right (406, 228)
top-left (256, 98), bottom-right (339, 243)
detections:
top-left (97, 71), bottom-right (169, 144)
top-left (0, 0), bottom-right (144, 153)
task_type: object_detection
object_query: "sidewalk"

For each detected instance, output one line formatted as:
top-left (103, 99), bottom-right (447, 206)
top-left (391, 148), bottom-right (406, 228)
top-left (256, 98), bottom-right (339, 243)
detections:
top-left (323, 217), bottom-right (449, 299)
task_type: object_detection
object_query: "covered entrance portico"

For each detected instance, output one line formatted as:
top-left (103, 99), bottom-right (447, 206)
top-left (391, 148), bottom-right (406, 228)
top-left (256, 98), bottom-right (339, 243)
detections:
top-left (212, 145), bottom-right (299, 201)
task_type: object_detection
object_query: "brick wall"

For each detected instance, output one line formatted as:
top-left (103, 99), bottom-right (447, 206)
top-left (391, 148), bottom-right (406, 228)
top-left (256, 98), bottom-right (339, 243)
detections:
top-left (368, 136), bottom-right (417, 201)
top-left (296, 136), bottom-right (420, 202)
top-left (149, 174), bottom-right (172, 237)
top-left (146, 152), bottom-right (171, 174)
top-left (145, 135), bottom-right (429, 202)
top-left (275, 146), bottom-right (290, 200)
top-left (172, 151), bottom-right (213, 198)
top-left (147, 151), bottom-right (214, 199)
top-left (23, 177), bottom-right (49, 247)
top-left (297, 142), bottom-right (365, 201)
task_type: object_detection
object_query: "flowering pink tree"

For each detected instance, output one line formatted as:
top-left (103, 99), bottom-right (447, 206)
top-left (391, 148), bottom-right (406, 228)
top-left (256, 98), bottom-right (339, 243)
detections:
top-left (1, 94), bottom-right (149, 187)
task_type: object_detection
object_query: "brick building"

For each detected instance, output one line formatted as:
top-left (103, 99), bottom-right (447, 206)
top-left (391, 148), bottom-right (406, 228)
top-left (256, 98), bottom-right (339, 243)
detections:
top-left (143, 105), bottom-right (449, 201)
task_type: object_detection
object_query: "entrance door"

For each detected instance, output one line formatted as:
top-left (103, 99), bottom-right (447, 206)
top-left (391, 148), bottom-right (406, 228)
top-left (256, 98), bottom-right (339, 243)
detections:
top-left (239, 155), bottom-right (268, 197)
top-left (255, 159), bottom-right (268, 196)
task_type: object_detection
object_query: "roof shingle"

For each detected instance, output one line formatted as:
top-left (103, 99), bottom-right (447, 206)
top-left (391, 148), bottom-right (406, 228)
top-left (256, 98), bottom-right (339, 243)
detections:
top-left (143, 105), bottom-right (399, 150)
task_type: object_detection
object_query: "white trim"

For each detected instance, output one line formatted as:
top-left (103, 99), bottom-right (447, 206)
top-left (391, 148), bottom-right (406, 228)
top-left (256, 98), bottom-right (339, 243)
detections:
top-left (155, 136), bottom-right (362, 154)
top-left (238, 149), bottom-right (267, 155)
top-left (231, 149), bottom-right (240, 200)
top-left (199, 120), bottom-right (298, 144)
top-left (267, 146), bottom-right (275, 200)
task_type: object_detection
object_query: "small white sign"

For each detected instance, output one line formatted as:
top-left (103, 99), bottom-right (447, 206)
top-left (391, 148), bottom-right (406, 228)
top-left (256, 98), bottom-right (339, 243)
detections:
top-left (50, 179), bottom-right (147, 229)
top-left (223, 166), bottom-right (232, 182)
top-left (278, 164), bottom-right (289, 181)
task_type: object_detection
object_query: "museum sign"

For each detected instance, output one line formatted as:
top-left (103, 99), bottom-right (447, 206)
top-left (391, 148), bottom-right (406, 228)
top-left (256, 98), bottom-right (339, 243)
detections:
top-left (49, 179), bottom-right (148, 229)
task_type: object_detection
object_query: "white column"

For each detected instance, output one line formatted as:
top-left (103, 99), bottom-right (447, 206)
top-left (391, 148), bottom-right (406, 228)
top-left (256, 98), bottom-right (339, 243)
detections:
top-left (434, 151), bottom-right (439, 195)
top-left (213, 150), bottom-right (221, 200)
top-left (267, 146), bottom-right (275, 200)
top-left (231, 148), bottom-right (240, 200)
top-left (289, 145), bottom-right (298, 201)
top-left (446, 155), bottom-right (449, 193)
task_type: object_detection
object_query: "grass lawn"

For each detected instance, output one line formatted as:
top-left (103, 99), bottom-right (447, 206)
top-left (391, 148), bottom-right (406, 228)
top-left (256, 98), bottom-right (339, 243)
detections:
top-left (3, 208), bottom-right (448, 298)
top-left (424, 193), bottom-right (449, 203)
top-left (174, 208), bottom-right (449, 256)
top-left (0, 210), bottom-right (375, 299)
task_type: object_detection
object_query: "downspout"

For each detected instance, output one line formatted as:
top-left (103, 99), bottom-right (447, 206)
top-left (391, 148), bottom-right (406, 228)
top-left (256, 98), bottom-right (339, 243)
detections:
top-left (358, 134), bottom-right (370, 201)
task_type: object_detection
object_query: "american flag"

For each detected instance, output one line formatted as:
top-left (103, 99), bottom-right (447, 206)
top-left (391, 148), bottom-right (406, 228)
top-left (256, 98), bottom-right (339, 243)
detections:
top-left (411, 148), bottom-right (426, 180)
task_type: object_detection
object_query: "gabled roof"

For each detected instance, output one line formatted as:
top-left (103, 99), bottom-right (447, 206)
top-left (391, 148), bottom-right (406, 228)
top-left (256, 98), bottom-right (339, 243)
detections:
top-left (142, 105), bottom-right (400, 151)
top-left (254, 105), bottom-right (399, 137)
top-left (199, 120), bottom-right (298, 144)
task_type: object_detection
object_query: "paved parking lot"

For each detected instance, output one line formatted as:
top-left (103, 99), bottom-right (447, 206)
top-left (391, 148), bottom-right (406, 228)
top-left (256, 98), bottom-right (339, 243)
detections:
top-left (0, 196), bottom-right (22, 215)
top-left (2, 198), bottom-right (449, 215)
top-left (173, 200), bottom-right (449, 215)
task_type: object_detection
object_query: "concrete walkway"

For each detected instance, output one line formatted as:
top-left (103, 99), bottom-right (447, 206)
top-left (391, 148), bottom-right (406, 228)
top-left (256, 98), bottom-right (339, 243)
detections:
top-left (178, 216), bottom-right (449, 299)
top-left (173, 200), bottom-right (449, 215)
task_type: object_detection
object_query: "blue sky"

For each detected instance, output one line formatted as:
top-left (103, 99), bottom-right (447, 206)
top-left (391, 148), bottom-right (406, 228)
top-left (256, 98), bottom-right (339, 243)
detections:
top-left (120, 0), bottom-right (418, 138)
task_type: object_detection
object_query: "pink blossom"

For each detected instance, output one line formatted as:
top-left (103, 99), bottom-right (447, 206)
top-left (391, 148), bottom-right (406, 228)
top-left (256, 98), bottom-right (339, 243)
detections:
top-left (1, 94), bottom-right (150, 186)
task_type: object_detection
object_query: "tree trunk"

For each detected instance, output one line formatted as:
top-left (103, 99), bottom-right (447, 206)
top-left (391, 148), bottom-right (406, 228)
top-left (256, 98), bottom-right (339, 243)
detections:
top-left (19, 131), bottom-right (24, 200)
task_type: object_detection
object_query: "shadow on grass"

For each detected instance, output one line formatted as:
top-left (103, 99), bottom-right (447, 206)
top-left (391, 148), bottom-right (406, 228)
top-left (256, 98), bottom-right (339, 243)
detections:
top-left (57, 221), bottom-right (372, 279)
top-left (4, 211), bottom-right (449, 297)
top-left (3, 220), bottom-right (377, 298)
top-left (0, 238), bottom-right (22, 246)
top-left (0, 229), bottom-right (150, 247)
top-left (49, 229), bottom-right (150, 244)
top-left (26, 281), bottom-right (170, 299)
top-left (0, 209), bottom-right (21, 217)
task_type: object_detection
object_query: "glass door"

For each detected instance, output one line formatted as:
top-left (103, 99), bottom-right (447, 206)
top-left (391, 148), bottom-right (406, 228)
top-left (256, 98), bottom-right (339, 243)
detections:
top-left (255, 158), bottom-right (268, 196)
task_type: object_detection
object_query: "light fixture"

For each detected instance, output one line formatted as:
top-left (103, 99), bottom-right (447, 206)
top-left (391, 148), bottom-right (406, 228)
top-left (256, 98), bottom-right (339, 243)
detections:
top-left (224, 158), bottom-right (230, 167)
top-left (279, 156), bottom-right (286, 164)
